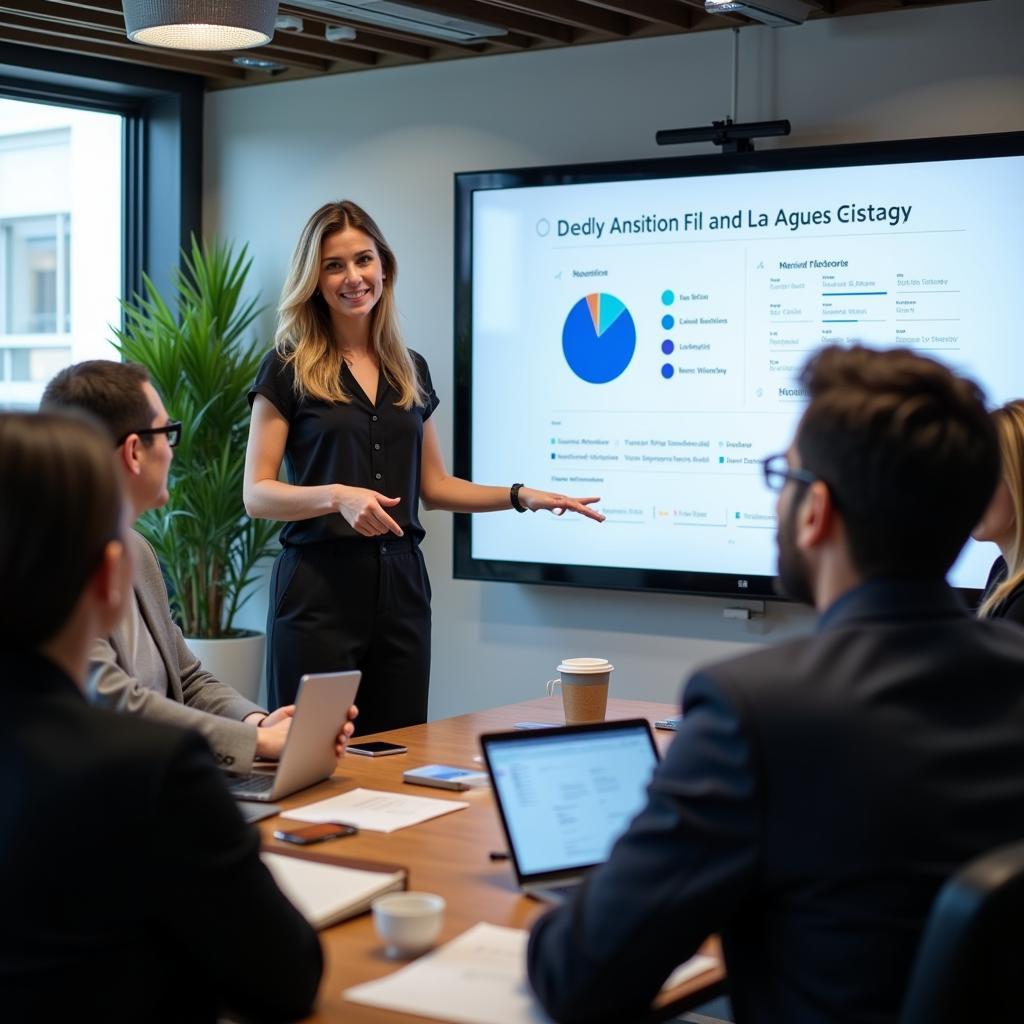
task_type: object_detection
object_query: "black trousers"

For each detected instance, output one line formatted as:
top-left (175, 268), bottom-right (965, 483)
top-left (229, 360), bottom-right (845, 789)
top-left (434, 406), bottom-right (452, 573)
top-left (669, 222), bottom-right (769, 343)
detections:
top-left (266, 536), bottom-right (431, 736)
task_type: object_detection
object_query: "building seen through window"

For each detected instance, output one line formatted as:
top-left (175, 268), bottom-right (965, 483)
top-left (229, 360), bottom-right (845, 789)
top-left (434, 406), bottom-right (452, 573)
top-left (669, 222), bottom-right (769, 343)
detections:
top-left (0, 99), bottom-right (121, 409)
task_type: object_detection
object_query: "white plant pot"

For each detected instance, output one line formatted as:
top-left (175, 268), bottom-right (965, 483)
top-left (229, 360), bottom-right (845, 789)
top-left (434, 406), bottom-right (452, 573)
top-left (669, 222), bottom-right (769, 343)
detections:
top-left (185, 631), bottom-right (266, 706)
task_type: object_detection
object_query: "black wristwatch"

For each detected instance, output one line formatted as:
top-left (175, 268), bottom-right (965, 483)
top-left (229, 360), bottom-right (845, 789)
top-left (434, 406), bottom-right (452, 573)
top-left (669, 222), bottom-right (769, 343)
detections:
top-left (510, 482), bottom-right (527, 513)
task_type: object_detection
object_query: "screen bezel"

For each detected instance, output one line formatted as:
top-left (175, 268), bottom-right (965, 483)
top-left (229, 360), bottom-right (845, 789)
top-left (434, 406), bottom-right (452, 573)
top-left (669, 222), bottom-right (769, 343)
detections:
top-left (452, 131), bottom-right (1024, 600)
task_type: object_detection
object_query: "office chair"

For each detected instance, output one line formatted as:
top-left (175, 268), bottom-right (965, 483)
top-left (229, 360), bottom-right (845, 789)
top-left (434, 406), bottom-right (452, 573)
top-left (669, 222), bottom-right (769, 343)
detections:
top-left (899, 840), bottom-right (1024, 1024)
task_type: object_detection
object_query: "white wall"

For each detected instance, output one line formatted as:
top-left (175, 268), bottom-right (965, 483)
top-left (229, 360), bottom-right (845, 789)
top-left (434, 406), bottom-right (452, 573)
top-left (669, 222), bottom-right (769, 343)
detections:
top-left (206, 0), bottom-right (1024, 719)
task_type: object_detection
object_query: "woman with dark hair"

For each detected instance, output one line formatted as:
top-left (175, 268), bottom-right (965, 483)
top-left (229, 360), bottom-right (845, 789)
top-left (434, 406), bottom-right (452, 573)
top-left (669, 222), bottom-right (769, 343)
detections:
top-left (973, 400), bottom-right (1024, 624)
top-left (0, 412), bottom-right (322, 1023)
top-left (244, 201), bottom-right (604, 729)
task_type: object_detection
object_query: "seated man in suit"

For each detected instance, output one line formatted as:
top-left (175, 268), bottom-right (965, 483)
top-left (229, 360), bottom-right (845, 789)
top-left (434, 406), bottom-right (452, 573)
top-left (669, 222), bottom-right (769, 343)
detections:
top-left (42, 359), bottom-right (353, 772)
top-left (528, 345), bottom-right (1024, 1024)
top-left (0, 410), bottom-right (322, 1021)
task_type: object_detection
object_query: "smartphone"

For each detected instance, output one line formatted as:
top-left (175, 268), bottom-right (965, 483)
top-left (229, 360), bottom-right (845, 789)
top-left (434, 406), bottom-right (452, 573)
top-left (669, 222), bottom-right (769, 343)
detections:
top-left (512, 721), bottom-right (558, 730)
top-left (272, 822), bottom-right (358, 845)
top-left (347, 741), bottom-right (408, 757)
top-left (654, 715), bottom-right (682, 731)
top-left (403, 764), bottom-right (490, 791)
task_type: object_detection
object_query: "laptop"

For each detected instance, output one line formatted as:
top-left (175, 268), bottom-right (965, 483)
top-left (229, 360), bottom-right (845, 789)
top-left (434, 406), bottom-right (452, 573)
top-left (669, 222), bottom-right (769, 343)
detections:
top-left (226, 670), bottom-right (360, 803)
top-left (480, 718), bottom-right (660, 904)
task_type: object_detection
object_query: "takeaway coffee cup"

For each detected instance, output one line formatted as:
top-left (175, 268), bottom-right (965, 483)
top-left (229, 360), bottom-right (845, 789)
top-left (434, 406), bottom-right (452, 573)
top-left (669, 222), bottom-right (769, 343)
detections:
top-left (545, 658), bottom-right (613, 724)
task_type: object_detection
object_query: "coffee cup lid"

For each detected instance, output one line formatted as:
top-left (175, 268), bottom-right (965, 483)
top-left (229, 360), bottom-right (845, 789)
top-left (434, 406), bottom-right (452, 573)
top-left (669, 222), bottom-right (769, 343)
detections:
top-left (557, 658), bottom-right (613, 675)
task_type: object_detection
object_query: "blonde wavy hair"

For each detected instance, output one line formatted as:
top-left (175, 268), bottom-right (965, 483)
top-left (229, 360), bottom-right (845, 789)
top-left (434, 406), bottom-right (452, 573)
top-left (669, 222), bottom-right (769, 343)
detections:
top-left (275, 200), bottom-right (425, 409)
top-left (978, 400), bottom-right (1024, 617)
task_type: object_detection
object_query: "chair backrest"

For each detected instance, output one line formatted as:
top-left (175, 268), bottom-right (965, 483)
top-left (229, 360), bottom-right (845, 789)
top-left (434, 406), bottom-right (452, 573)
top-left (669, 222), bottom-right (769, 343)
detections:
top-left (899, 839), bottom-right (1024, 1024)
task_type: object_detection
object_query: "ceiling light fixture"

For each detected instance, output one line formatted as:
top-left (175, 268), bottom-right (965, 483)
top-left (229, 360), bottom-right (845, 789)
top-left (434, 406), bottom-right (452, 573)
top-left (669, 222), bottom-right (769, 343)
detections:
top-left (275, 14), bottom-right (305, 32)
top-left (704, 0), bottom-right (814, 28)
top-left (325, 24), bottom-right (358, 42)
top-left (289, 1), bottom-right (506, 43)
top-left (122, 1), bottom-right (280, 51)
top-left (233, 55), bottom-right (287, 72)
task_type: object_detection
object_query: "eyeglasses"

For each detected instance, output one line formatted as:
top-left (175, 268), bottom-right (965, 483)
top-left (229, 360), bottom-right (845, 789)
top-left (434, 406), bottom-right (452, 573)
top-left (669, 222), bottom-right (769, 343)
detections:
top-left (116, 421), bottom-right (182, 448)
top-left (761, 453), bottom-right (818, 492)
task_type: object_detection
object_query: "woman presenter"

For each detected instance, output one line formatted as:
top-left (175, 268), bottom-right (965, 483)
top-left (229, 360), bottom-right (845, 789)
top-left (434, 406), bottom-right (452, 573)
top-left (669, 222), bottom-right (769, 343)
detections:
top-left (245, 200), bottom-right (603, 733)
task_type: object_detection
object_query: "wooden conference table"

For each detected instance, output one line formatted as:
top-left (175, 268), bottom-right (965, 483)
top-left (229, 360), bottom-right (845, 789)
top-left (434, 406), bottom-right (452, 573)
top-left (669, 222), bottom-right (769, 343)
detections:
top-left (257, 696), bottom-right (726, 1023)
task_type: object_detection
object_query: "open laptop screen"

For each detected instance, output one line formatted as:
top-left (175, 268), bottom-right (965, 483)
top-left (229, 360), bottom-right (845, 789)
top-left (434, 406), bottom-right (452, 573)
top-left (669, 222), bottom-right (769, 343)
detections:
top-left (483, 720), bottom-right (659, 880)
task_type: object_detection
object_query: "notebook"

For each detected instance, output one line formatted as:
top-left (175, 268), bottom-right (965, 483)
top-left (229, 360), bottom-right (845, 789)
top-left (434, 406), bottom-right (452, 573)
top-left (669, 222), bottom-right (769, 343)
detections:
top-left (226, 670), bottom-right (360, 802)
top-left (261, 851), bottom-right (406, 930)
top-left (480, 719), bottom-right (660, 904)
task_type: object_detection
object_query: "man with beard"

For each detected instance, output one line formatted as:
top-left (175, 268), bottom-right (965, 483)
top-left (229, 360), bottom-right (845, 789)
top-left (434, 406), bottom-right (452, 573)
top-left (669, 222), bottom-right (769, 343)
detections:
top-left (527, 345), bottom-right (1024, 1024)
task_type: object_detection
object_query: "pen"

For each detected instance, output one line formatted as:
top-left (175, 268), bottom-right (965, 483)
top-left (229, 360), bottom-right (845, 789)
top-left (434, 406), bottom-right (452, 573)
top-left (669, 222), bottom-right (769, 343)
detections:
top-left (489, 850), bottom-right (510, 861)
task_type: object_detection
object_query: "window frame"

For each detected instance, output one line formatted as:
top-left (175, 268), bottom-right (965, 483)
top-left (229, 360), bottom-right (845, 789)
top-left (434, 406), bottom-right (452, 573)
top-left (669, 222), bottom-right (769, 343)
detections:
top-left (0, 40), bottom-right (203, 320)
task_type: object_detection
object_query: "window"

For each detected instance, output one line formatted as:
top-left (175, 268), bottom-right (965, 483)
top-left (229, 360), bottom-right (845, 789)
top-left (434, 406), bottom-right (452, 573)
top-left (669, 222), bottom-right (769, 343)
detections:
top-left (0, 101), bottom-right (122, 409)
top-left (3, 213), bottom-right (69, 335)
top-left (0, 46), bottom-right (202, 410)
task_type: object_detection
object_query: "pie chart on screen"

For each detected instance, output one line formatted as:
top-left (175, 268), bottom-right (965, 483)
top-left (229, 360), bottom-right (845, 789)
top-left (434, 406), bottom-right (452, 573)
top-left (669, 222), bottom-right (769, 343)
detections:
top-left (562, 293), bottom-right (636, 384)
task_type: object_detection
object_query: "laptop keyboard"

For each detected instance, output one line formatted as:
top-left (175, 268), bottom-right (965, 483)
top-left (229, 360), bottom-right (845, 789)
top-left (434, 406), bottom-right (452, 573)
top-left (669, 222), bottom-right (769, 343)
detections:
top-left (532, 880), bottom-right (583, 904)
top-left (545, 883), bottom-right (581, 901)
top-left (227, 773), bottom-right (276, 798)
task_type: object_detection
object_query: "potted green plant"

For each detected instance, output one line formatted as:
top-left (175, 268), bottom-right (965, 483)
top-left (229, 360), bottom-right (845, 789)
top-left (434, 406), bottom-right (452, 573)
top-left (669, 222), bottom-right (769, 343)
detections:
top-left (113, 237), bottom-right (278, 702)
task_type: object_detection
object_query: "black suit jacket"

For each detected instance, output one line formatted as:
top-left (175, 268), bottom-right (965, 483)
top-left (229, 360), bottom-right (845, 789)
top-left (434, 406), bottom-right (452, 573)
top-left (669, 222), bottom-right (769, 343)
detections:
top-left (528, 580), bottom-right (1024, 1024)
top-left (0, 651), bottom-right (322, 1023)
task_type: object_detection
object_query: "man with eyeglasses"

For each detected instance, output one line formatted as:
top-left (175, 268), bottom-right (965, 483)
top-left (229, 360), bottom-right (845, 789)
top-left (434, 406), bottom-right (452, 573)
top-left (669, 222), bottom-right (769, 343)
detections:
top-left (528, 345), bottom-right (1024, 1024)
top-left (41, 360), bottom-right (337, 772)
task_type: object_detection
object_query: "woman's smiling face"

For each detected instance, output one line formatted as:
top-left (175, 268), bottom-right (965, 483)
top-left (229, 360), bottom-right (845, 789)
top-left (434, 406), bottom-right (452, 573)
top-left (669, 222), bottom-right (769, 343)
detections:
top-left (317, 226), bottom-right (384, 327)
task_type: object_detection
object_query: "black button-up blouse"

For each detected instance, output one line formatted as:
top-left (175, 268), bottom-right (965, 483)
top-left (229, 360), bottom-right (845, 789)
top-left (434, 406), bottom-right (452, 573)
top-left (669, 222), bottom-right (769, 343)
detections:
top-left (248, 348), bottom-right (439, 547)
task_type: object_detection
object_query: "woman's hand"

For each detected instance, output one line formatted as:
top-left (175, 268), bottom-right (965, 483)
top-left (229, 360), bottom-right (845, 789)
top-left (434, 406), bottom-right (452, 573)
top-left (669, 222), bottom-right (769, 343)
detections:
top-left (336, 703), bottom-right (358, 757)
top-left (518, 487), bottom-right (605, 522)
top-left (334, 485), bottom-right (404, 537)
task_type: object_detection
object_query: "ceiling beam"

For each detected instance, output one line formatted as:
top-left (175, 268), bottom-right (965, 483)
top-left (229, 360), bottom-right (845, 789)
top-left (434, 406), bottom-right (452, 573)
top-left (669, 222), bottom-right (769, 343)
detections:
top-left (276, 9), bottom-right (433, 60)
top-left (283, 2), bottom-right (538, 49)
top-left (22, 0), bottom-right (624, 57)
top-left (0, 0), bottom-right (123, 31)
top-left (40, 0), bottom-right (511, 51)
top-left (0, 5), bottom-right (347, 72)
top-left (0, 0), bottom-right (993, 91)
top-left (486, 0), bottom-right (630, 36)
top-left (474, 34), bottom-right (536, 51)
top-left (264, 27), bottom-right (403, 64)
top-left (231, 43), bottom-right (336, 72)
top-left (45, 0), bottom-right (124, 16)
top-left (830, 0), bottom-right (966, 10)
top-left (408, 0), bottom-right (574, 43)
top-left (256, 35), bottom-right (377, 67)
top-left (0, 20), bottom-right (245, 79)
top-left (278, 4), bottom-right (457, 57)
top-left (582, 0), bottom-right (695, 30)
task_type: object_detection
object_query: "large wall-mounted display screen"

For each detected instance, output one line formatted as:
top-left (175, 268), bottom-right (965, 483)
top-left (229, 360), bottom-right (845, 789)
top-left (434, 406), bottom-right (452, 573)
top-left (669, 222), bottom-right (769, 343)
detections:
top-left (453, 133), bottom-right (1024, 598)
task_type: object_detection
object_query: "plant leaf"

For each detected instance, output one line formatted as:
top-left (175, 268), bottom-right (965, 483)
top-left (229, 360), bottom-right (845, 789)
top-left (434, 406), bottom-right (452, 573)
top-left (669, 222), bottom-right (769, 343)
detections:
top-left (113, 238), bottom-right (278, 638)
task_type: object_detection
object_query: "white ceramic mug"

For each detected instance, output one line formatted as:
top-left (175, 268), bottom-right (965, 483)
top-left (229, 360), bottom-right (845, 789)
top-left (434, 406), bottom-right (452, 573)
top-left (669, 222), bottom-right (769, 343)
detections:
top-left (545, 658), bottom-right (613, 724)
top-left (372, 891), bottom-right (446, 959)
